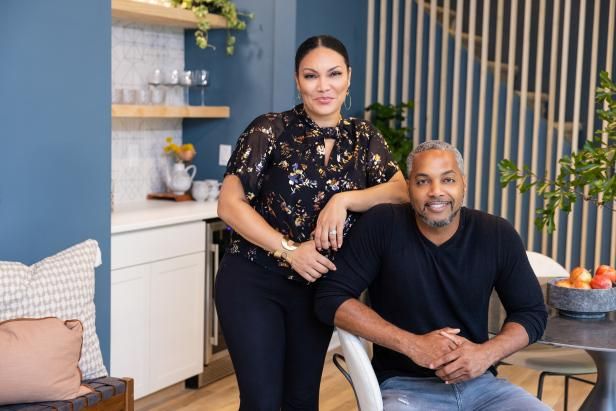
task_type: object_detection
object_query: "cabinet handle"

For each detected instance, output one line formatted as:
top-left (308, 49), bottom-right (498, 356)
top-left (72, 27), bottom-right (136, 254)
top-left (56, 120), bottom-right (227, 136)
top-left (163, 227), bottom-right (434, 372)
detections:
top-left (211, 243), bottom-right (220, 346)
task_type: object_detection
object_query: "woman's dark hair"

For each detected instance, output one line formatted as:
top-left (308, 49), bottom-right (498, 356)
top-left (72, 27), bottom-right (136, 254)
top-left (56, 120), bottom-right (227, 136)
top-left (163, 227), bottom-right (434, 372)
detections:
top-left (295, 35), bottom-right (351, 74)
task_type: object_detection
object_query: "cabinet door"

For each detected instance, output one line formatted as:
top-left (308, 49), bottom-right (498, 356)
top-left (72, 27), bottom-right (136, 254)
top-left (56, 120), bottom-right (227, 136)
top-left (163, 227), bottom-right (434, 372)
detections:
top-left (110, 264), bottom-right (150, 399)
top-left (149, 252), bottom-right (205, 393)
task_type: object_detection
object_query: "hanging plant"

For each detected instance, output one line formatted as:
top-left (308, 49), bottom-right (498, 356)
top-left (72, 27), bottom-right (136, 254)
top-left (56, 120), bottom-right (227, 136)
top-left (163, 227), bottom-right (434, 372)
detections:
top-left (171, 0), bottom-right (254, 56)
top-left (499, 71), bottom-right (616, 233)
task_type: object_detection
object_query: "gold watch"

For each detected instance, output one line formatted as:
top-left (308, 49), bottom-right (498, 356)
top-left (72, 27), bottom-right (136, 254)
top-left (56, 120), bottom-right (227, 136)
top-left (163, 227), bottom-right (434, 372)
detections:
top-left (273, 249), bottom-right (290, 262)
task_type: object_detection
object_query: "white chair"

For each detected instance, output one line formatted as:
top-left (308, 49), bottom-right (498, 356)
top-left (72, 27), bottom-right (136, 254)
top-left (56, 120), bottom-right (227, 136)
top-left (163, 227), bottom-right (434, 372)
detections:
top-left (332, 328), bottom-right (383, 411)
top-left (496, 251), bottom-right (596, 410)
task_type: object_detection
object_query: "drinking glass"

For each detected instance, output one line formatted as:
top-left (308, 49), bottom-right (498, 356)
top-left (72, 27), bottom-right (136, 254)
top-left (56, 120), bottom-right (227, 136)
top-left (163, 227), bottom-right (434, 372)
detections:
top-left (194, 70), bottom-right (209, 105)
top-left (180, 70), bottom-right (193, 105)
top-left (149, 68), bottom-right (162, 85)
top-left (167, 69), bottom-right (179, 85)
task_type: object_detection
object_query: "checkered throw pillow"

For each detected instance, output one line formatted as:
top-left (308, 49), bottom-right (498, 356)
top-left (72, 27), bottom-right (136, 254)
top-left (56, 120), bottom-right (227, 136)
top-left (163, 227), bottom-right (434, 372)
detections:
top-left (0, 239), bottom-right (108, 379)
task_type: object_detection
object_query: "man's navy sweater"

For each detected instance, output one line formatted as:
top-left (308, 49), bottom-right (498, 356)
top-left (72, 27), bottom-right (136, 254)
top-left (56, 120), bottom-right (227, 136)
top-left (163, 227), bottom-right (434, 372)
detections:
top-left (315, 204), bottom-right (547, 383)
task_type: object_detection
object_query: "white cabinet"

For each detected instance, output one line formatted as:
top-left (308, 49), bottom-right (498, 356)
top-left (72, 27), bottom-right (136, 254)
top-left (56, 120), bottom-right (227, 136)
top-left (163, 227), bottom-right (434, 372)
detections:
top-left (110, 221), bottom-right (205, 399)
top-left (110, 263), bottom-right (150, 397)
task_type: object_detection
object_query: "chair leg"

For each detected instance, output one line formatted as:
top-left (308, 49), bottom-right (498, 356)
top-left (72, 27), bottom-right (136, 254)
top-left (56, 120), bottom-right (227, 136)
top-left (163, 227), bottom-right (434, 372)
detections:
top-left (564, 375), bottom-right (569, 411)
top-left (537, 371), bottom-right (547, 400)
top-left (332, 353), bottom-right (361, 410)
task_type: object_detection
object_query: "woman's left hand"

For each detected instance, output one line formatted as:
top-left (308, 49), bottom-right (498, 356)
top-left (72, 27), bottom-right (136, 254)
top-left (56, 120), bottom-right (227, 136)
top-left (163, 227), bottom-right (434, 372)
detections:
top-left (314, 193), bottom-right (348, 251)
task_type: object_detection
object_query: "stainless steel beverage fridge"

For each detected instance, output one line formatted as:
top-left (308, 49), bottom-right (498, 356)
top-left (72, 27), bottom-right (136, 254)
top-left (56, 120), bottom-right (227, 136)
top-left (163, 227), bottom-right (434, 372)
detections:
top-left (186, 218), bottom-right (234, 388)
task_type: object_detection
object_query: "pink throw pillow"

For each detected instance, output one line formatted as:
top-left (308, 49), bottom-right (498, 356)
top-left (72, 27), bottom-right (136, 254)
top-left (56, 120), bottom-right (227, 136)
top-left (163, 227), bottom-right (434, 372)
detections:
top-left (0, 317), bottom-right (92, 405)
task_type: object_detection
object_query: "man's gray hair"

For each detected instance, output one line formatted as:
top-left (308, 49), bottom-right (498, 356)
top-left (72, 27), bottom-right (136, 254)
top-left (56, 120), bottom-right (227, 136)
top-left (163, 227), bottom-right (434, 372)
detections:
top-left (406, 140), bottom-right (465, 176)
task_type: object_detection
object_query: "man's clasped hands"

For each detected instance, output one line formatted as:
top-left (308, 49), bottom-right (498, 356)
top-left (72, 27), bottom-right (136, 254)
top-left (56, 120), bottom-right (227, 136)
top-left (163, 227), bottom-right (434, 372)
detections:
top-left (404, 327), bottom-right (495, 385)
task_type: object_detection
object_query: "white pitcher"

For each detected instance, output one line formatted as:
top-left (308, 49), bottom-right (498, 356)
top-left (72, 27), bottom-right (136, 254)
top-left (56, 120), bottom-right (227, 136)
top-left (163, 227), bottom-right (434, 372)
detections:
top-left (166, 163), bottom-right (197, 195)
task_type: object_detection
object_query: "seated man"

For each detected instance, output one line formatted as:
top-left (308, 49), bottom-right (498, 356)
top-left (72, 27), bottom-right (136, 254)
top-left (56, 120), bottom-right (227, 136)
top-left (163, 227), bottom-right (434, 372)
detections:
top-left (315, 140), bottom-right (550, 410)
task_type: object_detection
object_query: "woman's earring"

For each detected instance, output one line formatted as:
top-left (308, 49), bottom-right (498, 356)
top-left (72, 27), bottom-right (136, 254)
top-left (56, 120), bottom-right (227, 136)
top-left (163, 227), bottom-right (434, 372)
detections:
top-left (343, 91), bottom-right (352, 111)
top-left (297, 92), bottom-right (302, 102)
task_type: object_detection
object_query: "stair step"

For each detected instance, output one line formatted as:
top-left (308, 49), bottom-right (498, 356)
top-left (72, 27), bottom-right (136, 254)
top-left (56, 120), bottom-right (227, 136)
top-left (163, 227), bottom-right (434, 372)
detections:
top-left (486, 61), bottom-right (518, 78)
top-left (448, 29), bottom-right (483, 57)
top-left (552, 121), bottom-right (584, 143)
top-left (423, 3), bottom-right (456, 25)
top-left (515, 90), bottom-right (549, 106)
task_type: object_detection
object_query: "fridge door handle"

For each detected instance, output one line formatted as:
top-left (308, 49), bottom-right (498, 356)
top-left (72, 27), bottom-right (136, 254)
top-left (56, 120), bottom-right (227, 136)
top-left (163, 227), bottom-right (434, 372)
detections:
top-left (211, 243), bottom-right (220, 346)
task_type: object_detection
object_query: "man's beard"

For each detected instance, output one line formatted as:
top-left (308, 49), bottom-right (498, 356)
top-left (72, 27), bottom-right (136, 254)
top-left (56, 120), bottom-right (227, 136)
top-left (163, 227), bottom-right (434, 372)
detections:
top-left (415, 204), bottom-right (461, 228)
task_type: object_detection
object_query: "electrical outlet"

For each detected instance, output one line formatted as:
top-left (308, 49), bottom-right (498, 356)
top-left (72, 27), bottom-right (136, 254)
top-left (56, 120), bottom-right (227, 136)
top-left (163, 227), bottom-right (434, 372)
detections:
top-left (219, 144), bottom-right (232, 166)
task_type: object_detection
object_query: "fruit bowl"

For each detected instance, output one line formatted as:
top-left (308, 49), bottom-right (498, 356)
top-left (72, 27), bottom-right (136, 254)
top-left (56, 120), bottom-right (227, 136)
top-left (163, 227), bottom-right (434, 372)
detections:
top-left (547, 278), bottom-right (616, 319)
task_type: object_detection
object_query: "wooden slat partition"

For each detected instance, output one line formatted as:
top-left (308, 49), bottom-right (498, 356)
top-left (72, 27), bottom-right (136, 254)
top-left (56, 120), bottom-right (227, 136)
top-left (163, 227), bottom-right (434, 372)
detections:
top-left (541, 0), bottom-right (562, 255)
top-left (473, 0), bottom-right (491, 208)
top-left (426, 0), bottom-right (438, 137)
top-left (390, 0), bottom-right (401, 106)
top-left (552, 0), bottom-right (572, 260)
top-left (401, 0), bottom-right (412, 129)
top-left (363, 0), bottom-right (376, 120)
top-left (605, 0), bottom-right (616, 267)
top-left (501, 0), bottom-right (519, 219)
top-left (514, 0), bottom-right (532, 233)
top-left (527, 0), bottom-right (547, 252)
top-left (450, 0), bottom-right (464, 148)
top-left (487, 0), bottom-right (505, 215)
top-left (378, 0), bottom-right (388, 104)
top-left (438, 0), bottom-right (451, 140)
top-left (413, 0), bottom-right (426, 146)
top-left (462, 0), bottom-right (478, 180)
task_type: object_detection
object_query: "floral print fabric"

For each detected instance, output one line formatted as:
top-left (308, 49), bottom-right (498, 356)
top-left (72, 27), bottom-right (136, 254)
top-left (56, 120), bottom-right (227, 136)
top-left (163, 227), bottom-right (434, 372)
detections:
top-left (225, 104), bottom-right (399, 281)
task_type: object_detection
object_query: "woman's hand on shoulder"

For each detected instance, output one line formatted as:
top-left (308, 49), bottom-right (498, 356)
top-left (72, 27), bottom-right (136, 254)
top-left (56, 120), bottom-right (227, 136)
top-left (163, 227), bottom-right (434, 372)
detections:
top-left (314, 193), bottom-right (348, 251)
top-left (287, 240), bottom-right (336, 283)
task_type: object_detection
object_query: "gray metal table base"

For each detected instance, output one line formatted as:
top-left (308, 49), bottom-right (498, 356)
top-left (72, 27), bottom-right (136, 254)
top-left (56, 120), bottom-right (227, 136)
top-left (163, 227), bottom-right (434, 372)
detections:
top-left (579, 350), bottom-right (616, 411)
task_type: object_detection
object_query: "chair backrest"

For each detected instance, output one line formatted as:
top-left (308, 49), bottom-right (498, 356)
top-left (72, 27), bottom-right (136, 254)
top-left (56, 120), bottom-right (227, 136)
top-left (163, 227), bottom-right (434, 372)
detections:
top-left (490, 251), bottom-right (568, 332)
top-left (526, 251), bottom-right (569, 278)
top-left (336, 328), bottom-right (383, 411)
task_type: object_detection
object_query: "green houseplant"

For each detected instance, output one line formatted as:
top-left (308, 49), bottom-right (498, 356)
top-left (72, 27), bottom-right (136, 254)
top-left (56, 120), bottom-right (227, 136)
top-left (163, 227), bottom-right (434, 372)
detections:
top-left (366, 101), bottom-right (414, 176)
top-left (499, 71), bottom-right (616, 233)
top-left (171, 0), bottom-right (253, 55)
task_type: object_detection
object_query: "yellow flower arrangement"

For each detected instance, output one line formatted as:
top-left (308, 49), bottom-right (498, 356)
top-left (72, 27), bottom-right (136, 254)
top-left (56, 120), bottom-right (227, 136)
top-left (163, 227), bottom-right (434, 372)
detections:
top-left (163, 136), bottom-right (196, 163)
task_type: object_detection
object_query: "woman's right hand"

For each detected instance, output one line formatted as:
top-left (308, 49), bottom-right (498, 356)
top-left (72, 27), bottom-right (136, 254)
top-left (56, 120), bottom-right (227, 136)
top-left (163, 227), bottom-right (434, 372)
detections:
top-left (287, 240), bottom-right (336, 283)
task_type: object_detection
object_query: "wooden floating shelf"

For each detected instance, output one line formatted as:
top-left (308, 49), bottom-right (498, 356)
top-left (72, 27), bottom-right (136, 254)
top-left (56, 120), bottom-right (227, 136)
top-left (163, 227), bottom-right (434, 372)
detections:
top-left (111, 0), bottom-right (227, 29)
top-left (112, 104), bottom-right (230, 118)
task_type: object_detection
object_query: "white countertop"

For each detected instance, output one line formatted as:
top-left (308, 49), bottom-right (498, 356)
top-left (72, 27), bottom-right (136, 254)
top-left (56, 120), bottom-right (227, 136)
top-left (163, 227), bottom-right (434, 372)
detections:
top-left (111, 200), bottom-right (219, 234)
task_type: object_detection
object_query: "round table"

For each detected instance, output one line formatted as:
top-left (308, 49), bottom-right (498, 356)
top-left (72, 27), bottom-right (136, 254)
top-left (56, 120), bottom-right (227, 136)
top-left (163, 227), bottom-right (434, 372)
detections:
top-left (540, 311), bottom-right (616, 411)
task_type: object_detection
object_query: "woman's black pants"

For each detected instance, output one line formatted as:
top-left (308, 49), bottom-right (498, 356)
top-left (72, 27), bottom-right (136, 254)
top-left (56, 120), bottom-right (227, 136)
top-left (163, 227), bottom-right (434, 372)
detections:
top-left (215, 254), bottom-right (334, 411)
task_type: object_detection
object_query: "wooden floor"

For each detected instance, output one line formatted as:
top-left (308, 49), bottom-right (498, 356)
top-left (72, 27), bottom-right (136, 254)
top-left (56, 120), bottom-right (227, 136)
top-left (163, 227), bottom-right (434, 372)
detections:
top-left (136, 351), bottom-right (595, 411)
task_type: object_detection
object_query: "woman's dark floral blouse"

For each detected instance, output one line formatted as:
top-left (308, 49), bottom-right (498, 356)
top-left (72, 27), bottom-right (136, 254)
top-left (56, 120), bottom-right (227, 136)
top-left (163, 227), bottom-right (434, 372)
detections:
top-left (224, 104), bottom-right (399, 282)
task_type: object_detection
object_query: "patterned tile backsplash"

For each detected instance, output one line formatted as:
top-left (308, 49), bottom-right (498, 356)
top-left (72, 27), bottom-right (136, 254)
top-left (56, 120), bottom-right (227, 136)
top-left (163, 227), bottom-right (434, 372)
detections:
top-left (111, 15), bottom-right (186, 204)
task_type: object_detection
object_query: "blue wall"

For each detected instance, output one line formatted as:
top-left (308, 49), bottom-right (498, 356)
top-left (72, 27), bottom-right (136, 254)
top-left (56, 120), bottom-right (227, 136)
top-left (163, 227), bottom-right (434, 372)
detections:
top-left (296, 0), bottom-right (369, 120)
top-left (184, 0), bottom-right (369, 179)
top-left (184, 0), bottom-right (297, 180)
top-left (0, 1), bottom-right (111, 367)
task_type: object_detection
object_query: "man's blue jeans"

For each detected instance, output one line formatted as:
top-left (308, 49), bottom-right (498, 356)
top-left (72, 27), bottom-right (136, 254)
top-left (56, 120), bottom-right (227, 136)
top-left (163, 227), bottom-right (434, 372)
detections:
top-left (380, 372), bottom-right (552, 410)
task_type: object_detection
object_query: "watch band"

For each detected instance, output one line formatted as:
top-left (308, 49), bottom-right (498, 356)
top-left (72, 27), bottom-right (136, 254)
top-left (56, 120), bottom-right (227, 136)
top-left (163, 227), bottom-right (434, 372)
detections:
top-left (273, 249), bottom-right (289, 261)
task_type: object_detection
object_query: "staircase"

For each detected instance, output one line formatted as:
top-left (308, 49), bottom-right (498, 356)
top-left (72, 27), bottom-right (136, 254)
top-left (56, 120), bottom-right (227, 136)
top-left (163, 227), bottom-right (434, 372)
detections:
top-left (364, 0), bottom-right (616, 269)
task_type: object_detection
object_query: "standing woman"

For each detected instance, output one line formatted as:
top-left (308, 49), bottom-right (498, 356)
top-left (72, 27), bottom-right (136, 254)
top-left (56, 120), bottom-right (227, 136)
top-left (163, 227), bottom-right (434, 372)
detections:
top-left (216, 34), bottom-right (408, 410)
